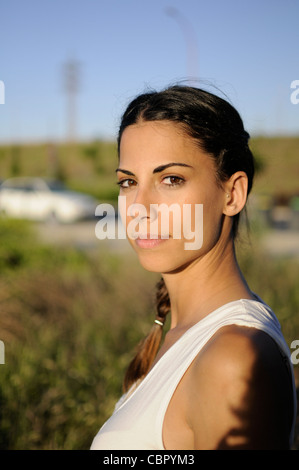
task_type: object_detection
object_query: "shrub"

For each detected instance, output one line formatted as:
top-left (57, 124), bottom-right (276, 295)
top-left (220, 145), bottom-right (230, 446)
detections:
top-left (0, 218), bottom-right (298, 449)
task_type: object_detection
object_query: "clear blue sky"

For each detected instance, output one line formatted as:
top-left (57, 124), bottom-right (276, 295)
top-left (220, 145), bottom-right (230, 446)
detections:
top-left (0, 0), bottom-right (298, 143)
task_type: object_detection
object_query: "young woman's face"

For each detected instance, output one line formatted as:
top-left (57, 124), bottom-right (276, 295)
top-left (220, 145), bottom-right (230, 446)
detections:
top-left (117, 120), bottom-right (228, 273)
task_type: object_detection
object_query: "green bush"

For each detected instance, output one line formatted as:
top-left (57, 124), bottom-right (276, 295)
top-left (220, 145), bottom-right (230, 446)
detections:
top-left (0, 219), bottom-right (158, 449)
top-left (0, 219), bottom-right (298, 449)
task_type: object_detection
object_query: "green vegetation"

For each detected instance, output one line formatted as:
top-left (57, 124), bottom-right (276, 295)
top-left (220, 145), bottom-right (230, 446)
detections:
top-left (0, 218), bottom-right (158, 449)
top-left (0, 135), bottom-right (298, 203)
top-left (0, 218), bottom-right (298, 449)
top-left (0, 137), bottom-right (298, 449)
top-left (251, 136), bottom-right (299, 197)
top-left (0, 141), bottom-right (119, 203)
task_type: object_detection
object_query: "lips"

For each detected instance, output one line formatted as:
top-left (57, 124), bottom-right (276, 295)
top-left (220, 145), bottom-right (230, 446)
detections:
top-left (134, 234), bottom-right (169, 249)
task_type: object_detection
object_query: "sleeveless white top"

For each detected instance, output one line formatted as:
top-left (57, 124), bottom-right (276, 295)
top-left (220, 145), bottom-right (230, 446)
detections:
top-left (91, 297), bottom-right (297, 450)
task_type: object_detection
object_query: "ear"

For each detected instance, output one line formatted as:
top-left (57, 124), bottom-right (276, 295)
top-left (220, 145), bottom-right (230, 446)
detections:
top-left (223, 171), bottom-right (248, 216)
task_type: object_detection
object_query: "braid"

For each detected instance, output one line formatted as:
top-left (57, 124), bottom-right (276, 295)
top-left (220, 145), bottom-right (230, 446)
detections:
top-left (155, 277), bottom-right (171, 325)
top-left (123, 277), bottom-right (170, 392)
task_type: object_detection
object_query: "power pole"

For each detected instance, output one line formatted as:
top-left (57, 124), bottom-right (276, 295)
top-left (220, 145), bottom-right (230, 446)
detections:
top-left (63, 60), bottom-right (80, 143)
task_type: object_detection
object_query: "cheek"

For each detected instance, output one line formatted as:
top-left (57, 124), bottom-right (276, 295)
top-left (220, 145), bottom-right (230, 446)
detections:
top-left (181, 187), bottom-right (224, 251)
top-left (118, 195), bottom-right (127, 226)
top-left (201, 198), bottom-right (225, 249)
top-left (118, 195), bottom-right (141, 238)
top-left (173, 203), bottom-right (204, 251)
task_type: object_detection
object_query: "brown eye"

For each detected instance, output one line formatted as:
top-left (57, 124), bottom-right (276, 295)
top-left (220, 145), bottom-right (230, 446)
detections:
top-left (117, 179), bottom-right (136, 189)
top-left (162, 176), bottom-right (185, 187)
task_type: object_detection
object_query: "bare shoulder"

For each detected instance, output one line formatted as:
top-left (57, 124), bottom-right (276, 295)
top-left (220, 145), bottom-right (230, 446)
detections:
top-left (197, 324), bottom-right (284, 376)
top-left (186, 325), bottom-right (294, 449)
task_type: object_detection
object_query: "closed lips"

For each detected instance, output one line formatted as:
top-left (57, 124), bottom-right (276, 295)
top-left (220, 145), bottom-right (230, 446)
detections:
top-left (137, 234), bottom-right (170, 239)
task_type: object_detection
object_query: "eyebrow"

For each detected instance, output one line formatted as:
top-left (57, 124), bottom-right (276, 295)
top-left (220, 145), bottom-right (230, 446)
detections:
top-left (115, 162), bottom-right (193, 176)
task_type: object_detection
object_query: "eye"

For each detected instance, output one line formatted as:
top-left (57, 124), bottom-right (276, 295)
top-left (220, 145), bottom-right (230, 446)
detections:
top-left (117, 178), bottom-right (137, 189)
top-left (162, 176), bottom-right (185, 187)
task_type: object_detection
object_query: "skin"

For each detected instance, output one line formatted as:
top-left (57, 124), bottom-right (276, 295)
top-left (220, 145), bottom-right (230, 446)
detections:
top-left (117, 120), bottom-right (294, 450)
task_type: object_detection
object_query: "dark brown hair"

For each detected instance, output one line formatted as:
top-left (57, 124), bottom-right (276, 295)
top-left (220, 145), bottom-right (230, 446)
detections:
top-left (118, 85), bottom-right (255, 392)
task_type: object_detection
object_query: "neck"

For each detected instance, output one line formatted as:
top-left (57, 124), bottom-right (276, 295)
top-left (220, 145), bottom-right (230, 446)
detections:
top-left (163, 236), bottom-right (253, 332)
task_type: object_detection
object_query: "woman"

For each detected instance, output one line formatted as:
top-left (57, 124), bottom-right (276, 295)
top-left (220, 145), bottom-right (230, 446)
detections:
top-left (91, 85), bottom-right (296, 450)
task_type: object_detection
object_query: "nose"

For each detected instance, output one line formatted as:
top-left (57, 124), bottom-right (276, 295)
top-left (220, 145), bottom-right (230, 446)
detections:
top-left (129, 188), bottom-right (149, 221)
top-left (133, 183), bottom-right (150, 204)
top-left (128, 186), bottom-right (159, 225)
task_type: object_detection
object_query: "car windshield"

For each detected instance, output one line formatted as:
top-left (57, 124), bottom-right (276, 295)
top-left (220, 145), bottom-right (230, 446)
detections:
top-left (46, 181), bottom-right (67, 192)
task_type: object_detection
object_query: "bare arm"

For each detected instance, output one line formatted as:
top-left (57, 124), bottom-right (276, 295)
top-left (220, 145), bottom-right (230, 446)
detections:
top-left (186, 325), bottom-right (294, 450)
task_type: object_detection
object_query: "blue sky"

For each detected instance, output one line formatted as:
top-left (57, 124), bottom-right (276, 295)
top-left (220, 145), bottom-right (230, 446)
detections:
top-left (0, 0), bottom-right (298, 143)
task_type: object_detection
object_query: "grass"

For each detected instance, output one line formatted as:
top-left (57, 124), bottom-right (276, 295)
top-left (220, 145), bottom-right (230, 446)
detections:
top-left (0, 217), bottom-right (298, 449)
top-left (0, 219), bottom-right (159, 449)
top-left (0, 136), bottom-right (298, 449)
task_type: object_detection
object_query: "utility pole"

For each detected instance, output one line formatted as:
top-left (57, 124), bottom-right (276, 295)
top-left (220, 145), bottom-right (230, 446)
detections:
top-left (63, 60), bottom-right (80, 143)
top-left (165, 7), bottom-right (199, 81)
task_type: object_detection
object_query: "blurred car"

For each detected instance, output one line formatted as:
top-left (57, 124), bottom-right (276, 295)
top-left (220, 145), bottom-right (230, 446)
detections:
top-left (0, 177), bottom-right (98, 223)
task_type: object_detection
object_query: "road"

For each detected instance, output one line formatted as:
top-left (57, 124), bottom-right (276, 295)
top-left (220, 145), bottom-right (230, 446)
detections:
top-left (36, 217), bottom-right (132, 253)
top-left (260, 228), bottom-right (299, 258)
top-left (35, 219), bottom-right (299, 259)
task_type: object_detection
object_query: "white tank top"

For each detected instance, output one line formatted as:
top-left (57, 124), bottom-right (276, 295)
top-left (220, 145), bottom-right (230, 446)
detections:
top-left (90, 297), bottom-right (297, 450)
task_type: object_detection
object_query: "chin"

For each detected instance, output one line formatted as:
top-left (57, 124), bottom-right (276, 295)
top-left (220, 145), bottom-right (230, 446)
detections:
top-left (133, 245), bottom-right (202, 274)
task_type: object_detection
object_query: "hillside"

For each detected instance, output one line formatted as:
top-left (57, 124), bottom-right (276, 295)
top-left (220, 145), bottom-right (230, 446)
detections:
top-left (0, 136), bottom-right (298, 203)
top-left (251, 136), bottom-right (299, 198)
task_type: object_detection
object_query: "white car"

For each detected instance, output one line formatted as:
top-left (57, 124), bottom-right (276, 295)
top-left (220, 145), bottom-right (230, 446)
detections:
top-left (0, 177), bottom-right (98, 223)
